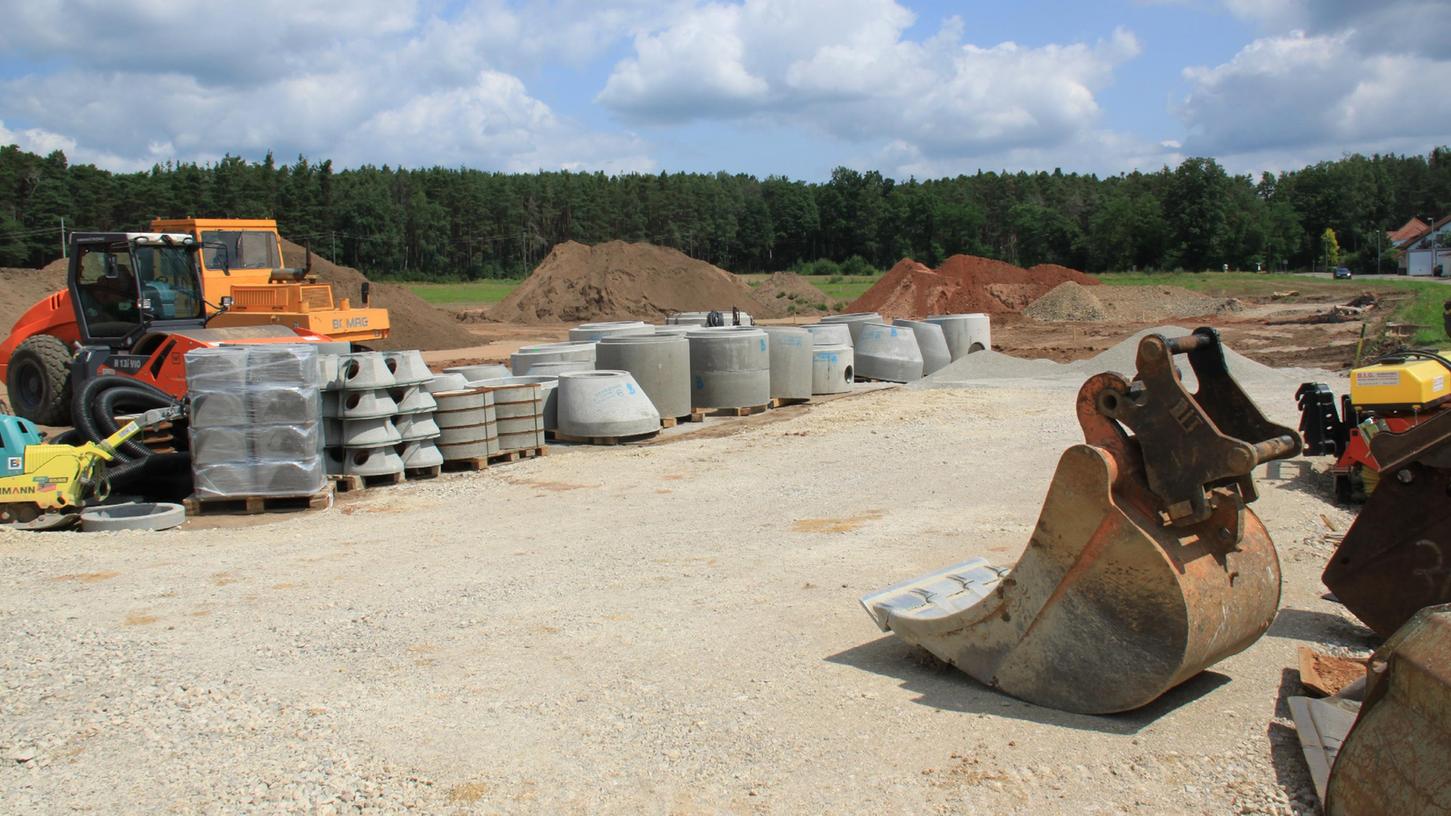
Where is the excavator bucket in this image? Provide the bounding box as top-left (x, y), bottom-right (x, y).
top-left (1323, 604), bottom-right (1451, 816)
top-left (861, 328), bottom-right (1301, 714)
top-left (1322, 409), bottom-right (1451, 638)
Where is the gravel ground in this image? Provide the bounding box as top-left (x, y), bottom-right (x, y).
top-left (1, 360), bottom-right (1371, 815)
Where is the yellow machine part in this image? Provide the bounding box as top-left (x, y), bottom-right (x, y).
top-left (1350, 358), bottom-right (1450, 408)
top-left (0, 442), bottom-right (110, 511)
top-left (148, 217), bottom-right (390, 344)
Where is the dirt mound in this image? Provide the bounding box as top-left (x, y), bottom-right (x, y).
top-left (491, 240), bottom-right (778, 323)
top-left (848, 254), bottom-right (1097, 319)
top-left (1024, 283), bottom-right (1243, 324)
top-left (1024, 282), bottom-right (1108, 321)
top-left (752, 272), bottom-right (830, 316)
top-left (280, 240), bottom-right (480, 351)
top-left (1, 265), bottom-right (68, 334)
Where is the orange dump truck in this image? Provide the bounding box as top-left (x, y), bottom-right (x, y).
top-left (149, 218), bottom-right (389, 346)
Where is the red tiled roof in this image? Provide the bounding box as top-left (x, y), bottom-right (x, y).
top-left (1387, 217), bottom-right (1429, 243)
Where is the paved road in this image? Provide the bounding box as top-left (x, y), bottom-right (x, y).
top-left (1302, 271), bottom-right (1451, 284)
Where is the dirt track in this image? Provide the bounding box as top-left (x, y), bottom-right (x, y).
top-left (1, 369), bottom-right (1363, 815)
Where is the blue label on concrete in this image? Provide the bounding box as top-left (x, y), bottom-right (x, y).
top-left (626, 383), bottom-right (636, 395)
top-left (694, 375), bottom-right (704, 389)
top-left (890, 327), bottom-right (898, 337)
top-left (759, 338), bottom-right (767, 352)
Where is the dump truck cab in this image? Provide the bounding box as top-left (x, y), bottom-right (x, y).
top-left (149, 217), bottom-right (389, 345)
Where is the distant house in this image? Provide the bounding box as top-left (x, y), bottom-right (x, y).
top-left (1387, 217), bottom-right (1431, 273)
top-left (1404, 215), bottom-right (1450, 276)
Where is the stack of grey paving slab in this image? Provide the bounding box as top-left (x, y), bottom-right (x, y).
top-left (186, 345), bottom-right (326, 499)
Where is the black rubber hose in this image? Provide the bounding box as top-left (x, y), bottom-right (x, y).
top-left (105, 451), bottom-right (192, 499)
top-left (1372, 348), bottom-right (1451, 374)
top-left (71, 375), bottom-right (180, 461)
top-left (48, 428), bottom-right (84, 446)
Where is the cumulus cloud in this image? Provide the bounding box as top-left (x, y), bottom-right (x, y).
top-left (598, 0), bottom-right (1142, 166)
top-left (0, 0), bottom-right (656, 172)
top-left (1179, 0), bottom-right (1451, 161)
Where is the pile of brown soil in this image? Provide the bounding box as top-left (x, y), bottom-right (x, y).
top-left (280, 240), bottom-right (481, 351)
top-left (491, 240), bottom-right (781, 323)
top-left (849, 255), bottom-right (1097, 319)
top-left (1023, 282), bottom-right (1108, 321)
top-left (0, 265), bottom-right (69, 334)
top-left (751, 272), bottom-right (831, 316)
top-left (1024, 283), bottom-right (1244, 323)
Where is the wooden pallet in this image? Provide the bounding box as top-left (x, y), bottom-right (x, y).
top-left (183, 487), bottom-right (333, 516)
top-left (548, 426), bottom-right (658, 444)
top-left (660, 411), bottom-right (705, 428)
top-left (694, 404), bottom-right (769, 418)
top-left (332, 471), bottom-right (405, 493)
top-left (768, 397), bottom-right (811, 409)
top-left (404, 464), bottom-right (442, 481)
top-left (441, 446), bottom-right (549, 471)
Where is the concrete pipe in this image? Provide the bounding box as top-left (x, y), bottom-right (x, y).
top-left (762, 327), bottom-right (813, 401)
top-left (438, 438), bottom-right (495, 461)
top-left (522, 360), bottom-right (593, 376)
top-left (383, 350), bottom-right (434, 385)
top-left (336, 352), bottom-right (397, 390)
top-left (190, 427), bottom-right (249, 467)
top-left (596, 334), bottom-right (692, 420)
top-left (686, 326), bottom-right (770, 409)
top-left (649, 325), bottom-right (692, 336)
top-left (398, 438), bottom-right (444, 469)
top-left (666, 311), bottom-right (753, 326)
top-left (80, 502), bottom-right (186, 532)
top-left (803, 323), bottom-right (852, 347)
top-left (254, 461), bottom-right (326, 496)
top-left (333, 416), bottom-right (402, 449)
top-left (854, 322), bottom-right (924, 383)
top-left (926, 313), bottom-right (992, 359)
top-left (510, 342), bottom-right (597, 376)
top-left (477, 375), bottom-right (560, 432)
top-left (190, 392), bottom-right (248, 427)
top-left (893, 319), bottom-right (952, 375)
top-left (819, 312), bottom-right (883, 346)
top-left (479, 380), bottom-right (544, 452)
top-left (556, 370), bottom-right (661, 438)
top-left (250, 387), bottom-right (320, 424)
top-left (342, 446), bottom-right (405, 478)
top-left (812, 344), bottom-right (854, 395)
top-left (394, 412), bottom-right (442, 441)
top-left (568, 321), bottom-right (653, 342)
top-left (425, 372), bottom-right (470, 393)
top-left (443, 363), bottom-right (510, 383)
top-left (336, 388), bottom-right (399, 420)
top-left (389, 384), bottom-right (438, 415)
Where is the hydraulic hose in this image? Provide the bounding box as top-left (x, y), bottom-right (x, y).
top-left (71, 375), bottom-right (180, 461)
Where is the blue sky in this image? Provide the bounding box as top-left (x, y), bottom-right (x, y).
top-left (1, 0), bottom-right (1447, 180)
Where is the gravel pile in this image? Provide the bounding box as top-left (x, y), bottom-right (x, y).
top-left (1022, 282), bottom-right (1108, 322)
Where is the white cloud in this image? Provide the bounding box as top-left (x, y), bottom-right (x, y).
top-left (1179, 2), bottom-right (1451, 162)
top-left (598, 1), bottom-right (1142, 164)
top-left (0, 0), bottom-right (657, 172)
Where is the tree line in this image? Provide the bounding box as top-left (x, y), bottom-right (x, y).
top-left (2, 143), bottom-right (1449, 280)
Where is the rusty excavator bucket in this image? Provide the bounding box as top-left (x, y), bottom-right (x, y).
top-left (1322, 408), bottom-right (1451, 638)
top-left (861, 328), bottom-right (1301, 714)
top-left (1320, 604), bottom-right (1451, 815)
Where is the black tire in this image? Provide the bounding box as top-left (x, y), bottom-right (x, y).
top-left (7, 334), bottom-right (73, 426)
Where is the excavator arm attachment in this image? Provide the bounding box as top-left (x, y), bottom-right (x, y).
top-left (861, 328), bottom-right (1299, 714)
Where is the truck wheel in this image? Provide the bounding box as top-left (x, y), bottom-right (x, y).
top-left (6, 334), bottom-right (73, 426)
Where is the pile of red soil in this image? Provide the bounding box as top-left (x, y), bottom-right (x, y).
top-left (849, 255), bottom-right (1098, 319)
top-left (279, 241), bottom-right (481, 351)
top-left (491, 240), bottom-right (782, 323)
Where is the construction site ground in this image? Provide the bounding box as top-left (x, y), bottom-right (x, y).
top-left (2, 346), bottom-right (1363, 815)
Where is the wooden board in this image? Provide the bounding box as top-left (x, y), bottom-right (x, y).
top-left (183, 488), bottom-right (333, 516)
top-left (693, 404), bottom-right (769, 417)
top-left (660, 411), bottom-right (705, 428)
top-left (440, 446), bottom-right (548, 471)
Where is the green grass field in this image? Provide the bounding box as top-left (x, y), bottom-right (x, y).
top-left (1098, 271), bottom-right (1449, 345)
top-left (404, 280), bottom-right (524, 308)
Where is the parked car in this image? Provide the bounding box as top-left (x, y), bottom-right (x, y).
top-left (1334, 266), bottom-right (1353, 279)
